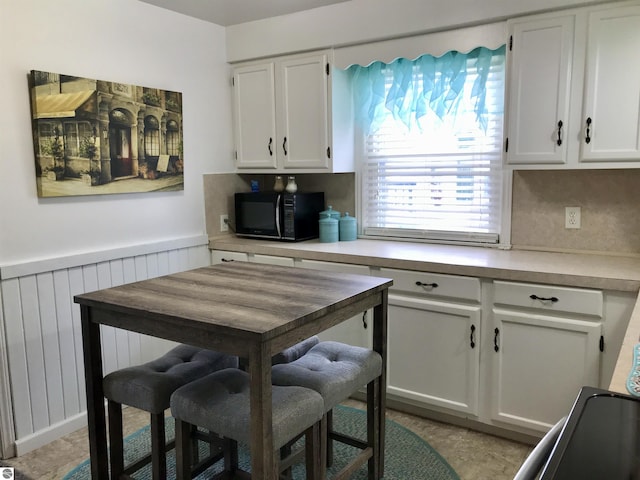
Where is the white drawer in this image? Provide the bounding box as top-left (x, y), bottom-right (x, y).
top-left (376, 267), bottom-right (481, 302)
top-left (297, 259), bottom-right (370, 275)
top-left (493, 280), bottom-right (603, 317)
top-left (211, 250), bottom-right (248, 263)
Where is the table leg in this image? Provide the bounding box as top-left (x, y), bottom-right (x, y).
top-left (248, 343), bottom-right (275, 479)
top-left (373, 291), bottom-right (388, 478)
top-left (80, 305), bottom-right (109, 479)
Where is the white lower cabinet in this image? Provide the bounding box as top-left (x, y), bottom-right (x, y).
top-left (387, 295), bottom-right (481, 415)
top-left (490, 281), bottom-right (603, 433)
top-left (209, 249), bottom-right (634, 437)
top-left (296, 259), bottom-right (372, 348)
top-left (373, 267), bottom-right (482, 416)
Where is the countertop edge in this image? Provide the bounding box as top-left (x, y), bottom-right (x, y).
top-left (209, 237), bottom-right (640, 292)
top-left (608, 294), bottom-right (640, 395)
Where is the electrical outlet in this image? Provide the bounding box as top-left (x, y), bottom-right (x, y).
top-left (220, 214), bottom-right (229, 232)
top-left (565, 207), bottom-right (581, 229)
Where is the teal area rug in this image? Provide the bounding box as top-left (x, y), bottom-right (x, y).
top-left (63, 405), bottom-right (459, 479)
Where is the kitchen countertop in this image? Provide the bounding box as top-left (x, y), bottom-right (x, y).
top-left (209, 235), bottom-right (640, 395)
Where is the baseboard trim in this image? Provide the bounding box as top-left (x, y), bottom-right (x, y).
top-left (14, 411), bottom-right (88, 457)
top-left (351, 391), bottom-right (540, 446)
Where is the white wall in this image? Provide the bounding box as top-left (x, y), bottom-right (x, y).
top-left (226, 0), bottom-right (613, 62)
top-left (0, 0), bottom-right (234, 458)
top-left (0, 0), bottom-right (235, 267)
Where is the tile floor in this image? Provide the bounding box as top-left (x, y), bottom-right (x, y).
top-left (3, 400), bottom-right (532, 480)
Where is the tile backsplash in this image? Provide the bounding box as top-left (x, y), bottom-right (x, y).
top-left (205, 169), bottom-right (640, 256)
top-left (511, 169), bottom-right (640, 255)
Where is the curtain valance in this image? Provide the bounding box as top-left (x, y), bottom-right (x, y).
top-left (333, 22), bottom-right (506, 69)
top-left (348, 45), bottom-right (505, 134)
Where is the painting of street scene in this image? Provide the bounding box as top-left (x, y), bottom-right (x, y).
top-left (29, 70), bottom-right (184, 197)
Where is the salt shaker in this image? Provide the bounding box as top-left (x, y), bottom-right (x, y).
top-left (285, 176), bottom-right (298, 193)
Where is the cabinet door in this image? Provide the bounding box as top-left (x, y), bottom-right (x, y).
top-left (296, 259), bottom-right (371, 348)
top-left (276, 54), bottom-right (330, 169)
top-left (579, 6), bottom-right (640, 162)
top-left (233, 63), bottom-right (278, 169)
top-left (506, 15), bottom-right (575, 165)
top-left (491, 309), bottom-right (601, 432)
top-left (387, 295), bottom-right (481, 416)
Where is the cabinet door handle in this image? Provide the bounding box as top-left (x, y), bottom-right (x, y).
top-left (529, 294), bottom-right (559, 303)
top-left (415, 281), bottom-right (438, 288)
top-left (268, 137), bottom-right (273, 156)
top-left (362, 311), bottom-right (368, 329)
top-left (283, 137), bottom-right (288, 156)
top-left (494, 328), bottom-right (500, 352)
top-left (585, 117), bottom-right (592, 144)
top-left (556, 120), bottom-right (563, 146)
top-left (470, 324), bottom-right (476, 349)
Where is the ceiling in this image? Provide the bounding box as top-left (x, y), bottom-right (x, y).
top-left (138, 0), bottom-right (353, 26)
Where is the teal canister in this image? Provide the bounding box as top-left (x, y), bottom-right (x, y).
top-left (319, 205), bottom-right (340, 220)
top-left (339, 212), bottom-right (357, 241)
top-left (319, 206), bottom-right (339, 243)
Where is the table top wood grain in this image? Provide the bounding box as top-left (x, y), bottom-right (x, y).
top-left (75, 260), bottom-right (392, 349)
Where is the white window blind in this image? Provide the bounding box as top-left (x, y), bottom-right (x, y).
top-left (359, 51), bottom-right (505, 244)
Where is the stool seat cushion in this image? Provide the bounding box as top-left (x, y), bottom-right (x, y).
top-left (104, 344), bottom-right (238, 413)
top-left (170, 368), bottom-right (324, 450)
top-left (272, 336), bottom-right (319, 365)
top-left (271, 341), bottom-right (382, 411)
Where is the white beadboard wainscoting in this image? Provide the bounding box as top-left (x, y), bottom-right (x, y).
top-left (0, 235), bottom-right (211, 457)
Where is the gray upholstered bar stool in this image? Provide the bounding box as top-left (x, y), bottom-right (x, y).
top-left (103, 344), bottom-right (238, 480)
top-left (271, 340), bottom-right (383, 478)
top-left (170, 368), bottom-right (324, 480)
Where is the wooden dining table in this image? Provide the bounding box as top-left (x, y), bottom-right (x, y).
top-left (74, 261), bottom-right (392, 479)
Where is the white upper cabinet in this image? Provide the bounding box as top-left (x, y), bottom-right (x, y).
top-left (506, 2), bottom-right (640, 168)
top-left (276, 54), bottom-right (330, 169)
top-left (232, 62), bottom-right (278, 169)
top-left (579, 5), bottom-right (640, 163)
top-left (232, 50), bottom-right (354, 173)
top-left (506, 15), bottom-right (575, 165)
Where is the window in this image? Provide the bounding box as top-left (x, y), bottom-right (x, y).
top-left (63, 121), bottom-right (92, 157)
top-left (144, 115), bottom-right (160, 157)
top-left (37, 122), bottom-right (55, 155)
top-left (166, 119), bottom-right (180, 156)
top-left (352, 46), bottom-right (506, 244)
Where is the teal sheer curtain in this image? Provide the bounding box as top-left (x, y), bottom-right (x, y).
top-left (349, 46), bottom-right (506, 134)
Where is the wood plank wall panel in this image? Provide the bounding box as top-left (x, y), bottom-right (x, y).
top-left (0, 240), bottom-right (210, 452)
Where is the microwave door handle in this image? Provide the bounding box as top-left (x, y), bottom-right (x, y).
top-left (275, 194), bottom-right (282, 238)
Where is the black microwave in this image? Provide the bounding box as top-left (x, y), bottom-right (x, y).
top-left (234, 192), bottom-right (324, 241)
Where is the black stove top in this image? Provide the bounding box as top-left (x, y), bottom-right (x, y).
top-left (541, 386), bottom-right (640, 479)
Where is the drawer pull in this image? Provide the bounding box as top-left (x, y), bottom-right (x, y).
top-left (470, 324), bottom-right (476, 349)
top-left (416, 281), bottom-right (439, 288)
top-left (221, 258), bottom-right (234, 262)
top-left (529, 294), bottom-right (559, 303)
top-left (494, 328), bottom-right (500, 352)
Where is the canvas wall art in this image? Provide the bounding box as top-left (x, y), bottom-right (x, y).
top-left (29, 70), bottom-right (184, 197)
